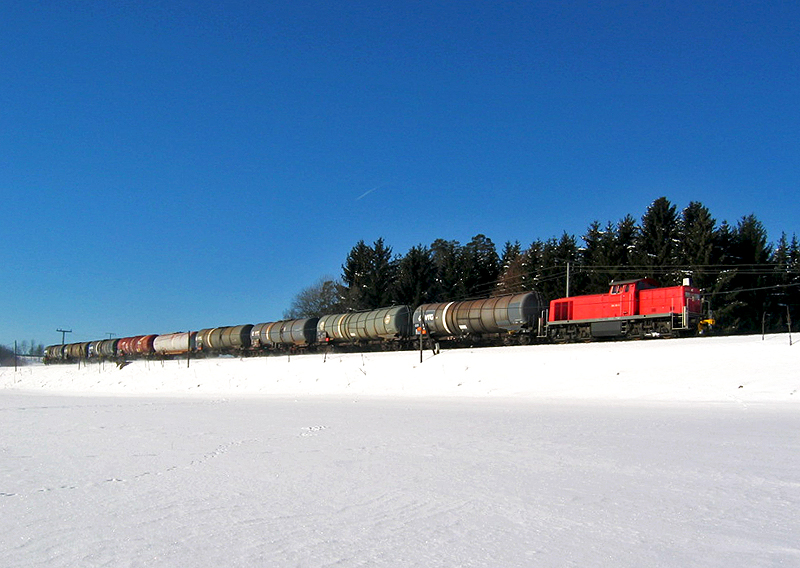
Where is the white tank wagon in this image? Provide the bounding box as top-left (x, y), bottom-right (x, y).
top-left (153, 332), bottom-right (196, 356)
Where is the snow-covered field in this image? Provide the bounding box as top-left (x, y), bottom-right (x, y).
top-left (1, 335), bottom-right (798, 567)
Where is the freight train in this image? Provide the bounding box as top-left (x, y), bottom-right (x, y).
top-left (44, 278), bottom-right (706, 363)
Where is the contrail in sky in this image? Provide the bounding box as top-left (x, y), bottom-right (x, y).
top-left (356, 184), bottom-right (386, 201)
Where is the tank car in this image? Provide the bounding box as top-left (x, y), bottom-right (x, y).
top-left (65, 342), bottom-right (91, 360)
top-left (116, 336), bottom-right (140, 358)
top-left (134, 335), bottom-right (158, 356)
top-left (153, 332), bottom-right (196, 356)
top-left (96, 338), bottom-right (119, 359)
top-left (251, 318), bottom-right (319, 350)
top-left (44, 344), bottom-right (65, 363)
top-left (413, 292), bottom-right (543, 342)
top-left (196, 325), bottom-right (252, 354)
top-left (317, 306), bottom-right (413, 345)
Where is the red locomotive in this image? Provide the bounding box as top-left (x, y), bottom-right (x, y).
top-left (547, 278), bottom-right (704, 341)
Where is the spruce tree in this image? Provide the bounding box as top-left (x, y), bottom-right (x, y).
top-left (341, 238), bottom-right (398, 310)
top-left (396, 245), bottom-right (436, 307)
top-left (678, 201), bottom-right (716, 289)
top-left (431, 239), bottom-right (465, 300)
top-left (461, 234), bottom-right (500, 297)
top-left (497, 241), bottom-right (527, 294)
top-left (636, 197), bottom-right (679, 282)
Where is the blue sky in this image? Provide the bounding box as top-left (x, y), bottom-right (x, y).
top-left (2, 1), bottom-right (799, 348)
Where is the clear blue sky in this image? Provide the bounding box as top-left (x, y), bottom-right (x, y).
top-left (2, 1), bottom-right (799, 348)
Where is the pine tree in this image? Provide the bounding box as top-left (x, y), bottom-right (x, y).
top-left (678, 201), bottom-right (716, 289)
top-left (431, 239), bottom-right (465, 300)
top-left (497, 241), bottom-right (527, 294)
top-left (396, 245), bottom-right (436, 307)
top-left (342, 240), bottom-right (373, 310)
top-left (341, 238), bottom-right (399, 310)
top-left (580, 220), bottom-right (615, 291)
top-left (716, 215), bottom-right (771, 331)
top-left (537, 233), bottom-right (578, 302)
top-left (636, 196), bottom-right (679, 281)
top-left (369, 238), bottom-right (398, 308)
top-left (461, 234), bottom-right (500, 297)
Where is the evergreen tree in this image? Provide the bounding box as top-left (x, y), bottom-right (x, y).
top-left (396, 245), bottom-right (436, 307)
top-left (369, 238), bottom-right (398, 307)
top-left (430, 239), bottom-right (465, 300)
top-left (341, 238), bottom-right (399, 310)
top-left (537, 233), bottom-right (579, 302)
top-left (497, 240), bottom-right (528, 294)
top-left (678, 201), bottom-right (716, 289)
top-left (580, 220), bottom-right (616, 291)
top-left (636, 196), bottom-right (679, 281)
top-left (769, 233), bottom-right (799, 330)
top-left (461, 234), bottom-right (500, 297)
top-left (500, 240), bottom-right (522, 270)
top-left (614, 214), bottom-right (638, 273)
top-left (520, 240), bottom-right (545, 295)
top-left (341, 240), bottom-right (373, 309)
top-left (715, 215), bottom-right (771, 331)
top-left (0, 344), bottom-right (15, 366)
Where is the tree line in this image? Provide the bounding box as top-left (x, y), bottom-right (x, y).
top-left (0, 341), bottom-right (45, 366)
top-left (286, 197), bottom-right (799, 334)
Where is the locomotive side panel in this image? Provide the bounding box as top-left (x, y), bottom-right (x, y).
top-left (639, 285), bottom-right (703, 316)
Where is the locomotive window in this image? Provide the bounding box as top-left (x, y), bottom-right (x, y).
top-left (611, 285), bottom-right (620, 294)
top-left (624, 284), bottom-right (630, 292)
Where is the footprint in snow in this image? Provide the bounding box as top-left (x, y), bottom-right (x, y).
top-left (300, 426), bottom-right (328, 437)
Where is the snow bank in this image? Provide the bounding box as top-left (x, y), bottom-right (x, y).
top-left (3, 334), bottom-right (797, 403)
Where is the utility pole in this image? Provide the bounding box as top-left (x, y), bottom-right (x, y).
top-left (779, 304), bottom-right (793, 346)
top-left (566, 261), bottom-right (571, 298)
top-left (57, 328), bottom-right (72, 348)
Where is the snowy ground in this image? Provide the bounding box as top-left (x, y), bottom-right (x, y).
top-left (1, 335), bottom-right (798, 567)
